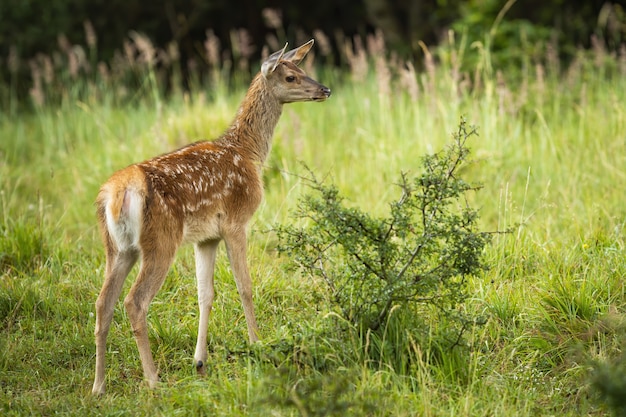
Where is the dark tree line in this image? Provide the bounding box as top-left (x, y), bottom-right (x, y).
top-left (2, 1), bottom-right (621, 60)
top-left (0, 0), bottom-right (623, 99)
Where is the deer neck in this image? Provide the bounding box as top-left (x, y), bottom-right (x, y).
top-left (223, 74), bottom-right (283, 164)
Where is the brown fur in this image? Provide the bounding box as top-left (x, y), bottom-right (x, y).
top-left (92, 40), bottom-right (330, 395)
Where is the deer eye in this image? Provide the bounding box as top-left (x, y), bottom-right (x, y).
top-left (285, 76), bottom-right (296, 83)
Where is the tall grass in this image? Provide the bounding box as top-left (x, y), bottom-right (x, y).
top-left (1, 25), bottom-right (625, 415)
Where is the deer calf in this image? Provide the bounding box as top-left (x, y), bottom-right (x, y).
top-left (92, 40), bottom-right (330, 395)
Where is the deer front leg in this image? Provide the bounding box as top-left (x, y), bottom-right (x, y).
top-left (93, 248), bottom-right (139, 396)
top-left (193, 240), bottom-right (219, 375)
top-left (123, 249), bottom-right (175, 389)
top-left (224, 230), bottom-right (260, 343)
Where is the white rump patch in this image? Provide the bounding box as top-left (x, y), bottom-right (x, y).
top-left (105, 189), bottom-right (143, 251)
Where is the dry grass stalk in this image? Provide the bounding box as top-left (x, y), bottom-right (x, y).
top-left (204, 30), bottom-right (221, 67)
top-left (84, 20), bottom-right (97, 50)
top-left (97, 62), bottom-right (110, 82)
top-left (235, 28), bottom-right (255, 71)
top-left (129, 31), bottom-right (156, 67)
top-left (28, 59), bottom-right (44, 106)
top-left (313, 30), bottom-right (332, 57)
top-left (57, 34), bottom-right (71, 54)
top-left (418, 40), bottom-right (436, 96)
top-left (262, 8), bottom-right (283, 30)
top-left (399, 61), bottom-right (419, 103)
top-left (344, 35), bottom-right (368, 83)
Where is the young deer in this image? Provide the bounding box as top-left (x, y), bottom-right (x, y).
top-left (92, 40), bottom-right (330, 395)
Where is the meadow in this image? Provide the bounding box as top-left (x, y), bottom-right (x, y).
top-left (1, 30), bottom-right (626, 416)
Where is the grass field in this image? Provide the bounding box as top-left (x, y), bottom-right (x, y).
top-left (1, 33), bottom-right (626, 416)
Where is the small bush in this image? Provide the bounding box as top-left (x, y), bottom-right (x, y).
top-left (593, 350), bottom-right (626, 416)
top-left (275, 117), bottom-right (491, 351)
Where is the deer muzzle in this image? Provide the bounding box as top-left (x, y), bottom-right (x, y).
top-left (313, 84), bottom-right (331, 101)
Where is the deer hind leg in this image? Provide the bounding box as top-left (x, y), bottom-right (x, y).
top-left (92, 246), bottom-right (139, 395)
top-left (123, 245), bottom-right (176, 389)
top-left (193, 239), bottom-right (220, 375)
top-left (224, 229), bottom-right (260, 343)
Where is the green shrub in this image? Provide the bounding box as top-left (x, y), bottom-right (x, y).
top-left (275, 118), bottom-right (491, 352)
top-left (593, 350), bottom-right (626, 416)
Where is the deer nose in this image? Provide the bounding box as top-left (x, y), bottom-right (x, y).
top-left (321, 86), bottom-right (331, 98)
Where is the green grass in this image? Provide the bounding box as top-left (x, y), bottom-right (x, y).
top-left (1, 38), bottom-right (626, 415)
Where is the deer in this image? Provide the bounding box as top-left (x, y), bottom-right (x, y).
top-left (91, 39), bottom-right (330, 395)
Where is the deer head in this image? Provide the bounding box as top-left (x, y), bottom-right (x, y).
top-left (260, 40), bottom-right (331, 104)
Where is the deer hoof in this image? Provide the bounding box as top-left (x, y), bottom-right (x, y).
top-left (196, 361), bottom-right (206, 376)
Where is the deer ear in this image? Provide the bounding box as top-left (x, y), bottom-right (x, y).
top-left (261, 43), bottom-right (288, 78)
top-left (282, 39), bottom-right (314, 65)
